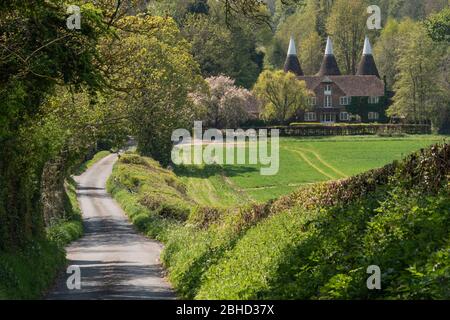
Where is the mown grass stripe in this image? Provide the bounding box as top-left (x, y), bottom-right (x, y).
top-left (291, 149), bottom-right (336, 180)
top-left (294, 147), bottom-right (348, 178)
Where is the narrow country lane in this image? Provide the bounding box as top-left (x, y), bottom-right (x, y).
top-left (47, 154), bottom-right (175, 300)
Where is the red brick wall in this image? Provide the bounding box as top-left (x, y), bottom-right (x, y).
top-left (297, 82), bottom-right (350, 122)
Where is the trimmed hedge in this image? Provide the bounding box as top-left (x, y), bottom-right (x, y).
top-left (264, 124), bottom-right (431, 136)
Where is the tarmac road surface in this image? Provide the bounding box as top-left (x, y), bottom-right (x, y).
top-left (47, 154), bottom-right (175, 300)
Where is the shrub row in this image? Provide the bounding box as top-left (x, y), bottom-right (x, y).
top-left (167, 143), bottom-right (449, 299)
top-left (257, 124), bottom-right (432, 137)
top-left (195, 187), bottom-right (450, 299)
top-left (273, 144), bottom-right (449, 212)
top-left (107, 154), bottom-right (194, 242)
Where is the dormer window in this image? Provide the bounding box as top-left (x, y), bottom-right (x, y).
top-left (324, 85), bottom-right (332, 95)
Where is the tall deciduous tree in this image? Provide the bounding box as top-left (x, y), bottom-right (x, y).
top-left (0, 1), bottom-right (110, 249)
top-left (326, 0), bottom-right (368, 75)
top-left (389, 22), bottom-right (448, 129)
top-left (36, 87), bottom-right (128, 225)
top-left (424, 7), bottom-right (450, 42)
top-left (265, 0), bottom-right (317, 69)
top-left (373, 18), bottom-right (401, 90)
top-left (253, 70), bottom-right (310, 124)
top-left (300, 31), bottom-right (323, 75)
top-left (151, 0), bottom-right (267, 88)
top-left (100, 15), bottom-right (205, 165)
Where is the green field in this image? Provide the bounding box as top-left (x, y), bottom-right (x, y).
top-left (175, 135), bottom-right (447, 204)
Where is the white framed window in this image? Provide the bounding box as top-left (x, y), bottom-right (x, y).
top-left (340, 112), bottom-right (349, 121)
top-left (340, 96), bottom-right (351, 105)
top-left (304, 112), bottom-right (317, 121)
top-left (308, 96), bottom-right (317, 106)
top-left (324, 95), bottom-right (332, 108)
top-left (324, 85), bottom-right (332, 95)
top-left (368, 112), bottom-right (379, 120)
top-left (368, 96), bottom-right (380, 104)
top-left (320, 112), bottom-right (336, 123)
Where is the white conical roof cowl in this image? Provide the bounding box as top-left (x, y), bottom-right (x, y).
top-left (284, 36), bottom-right (304, 76)
top-left (363, 36), bottom-right (372, 55)
top-left (287, 36), bottom-right (297, 56)
top-left (325, 36), bottom-right (334, 55)
top-left (318, 36), bottom-right (341, 76)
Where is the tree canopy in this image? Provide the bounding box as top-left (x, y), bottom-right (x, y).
top-left (253, 70), bottom-right (310, 124)
top-left (191, 76), bottom-right (258, 128)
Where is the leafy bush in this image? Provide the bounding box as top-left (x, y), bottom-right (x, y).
top-left (194, 186), bottom-right (449, 299)
top-left (161, 201), bottom-right (275, 298)
top-left (190, 145), bottom-right (450, 299)
top-left (188, 206), bottom-right (226, 229)
top-left (118, 153), bottom-right (150, 167)
top-left (46, 178), bottom-right (83, 247)
top-left (107, 153), bottom-right (194, 242)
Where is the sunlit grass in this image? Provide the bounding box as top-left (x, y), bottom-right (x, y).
top-left (175, 135), bottom-right (447, 203)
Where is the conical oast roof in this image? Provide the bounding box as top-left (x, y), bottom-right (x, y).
top-left (284, 37), bottom-right (304, 76)
top-left (356, 37), bottom-right (380, 77)
top-left (317, 37), bottom-right (341, 76)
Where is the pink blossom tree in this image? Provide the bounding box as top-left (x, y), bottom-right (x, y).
top-left (191, 75), bottom-right (260, 128)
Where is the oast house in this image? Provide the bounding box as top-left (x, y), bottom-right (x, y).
top-left (284, 36), bottom-right (388, 123)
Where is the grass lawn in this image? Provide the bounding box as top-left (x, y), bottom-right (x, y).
top-left (175, 135), bottom-right (447, 203)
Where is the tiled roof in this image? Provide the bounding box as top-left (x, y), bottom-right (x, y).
top-left (317, 54), bottom-right (341, 76)
top-left (298, 75), bottom-right (385, 97)
top-left (297, 76), bottom-right (323, 90)
top-left (356, 54), bottom-right (380, 77)
top-left (284, 55), bottom-right (304, 76)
